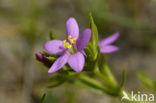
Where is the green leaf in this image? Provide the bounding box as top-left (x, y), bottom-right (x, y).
top-left (45, 56), bottom-right (56, 61)
top-left (120, 69), bottom-right (127, 88)
top-left (48, 81), bottom-right (65, 88)
top-left (42, 92), bottom-right (59, 103)
top-left (48, 75), bottom-right (67, 88)
top-left (49, 31), bottom-right (56, 40)
top-left (89, 13), bottom-right (98, 45)
top-left (84, 13), bottom-right (99, 61)
top-left (66, 71), bottom-right (78, 76)
top-left (97, 55), bottom-right (118, 88)
top-left (48, 75), bottom-right (62, 82)
top-left (137, 71), bottom-right (155, 90)
top-left (41, 93), bottom-right (46, 103)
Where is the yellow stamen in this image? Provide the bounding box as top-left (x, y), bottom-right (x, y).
top-left (63, 40), bottom-right (66, 43)
top-left (63, 40), bottom-right (72, 48)
top-left (68, 35), bottom-right (72, 40)
top-left (68, 35), bottom-right (76, 44)
top-left (63, 35), bottom-right (77, 48)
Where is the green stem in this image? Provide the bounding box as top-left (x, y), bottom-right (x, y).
top-left (94, 55), bottom-right (118, 89)
top-left (78, 74), bottom-right (110, 94)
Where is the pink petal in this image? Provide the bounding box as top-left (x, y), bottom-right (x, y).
top-left (43, 40), bottom-right (66, 55)
top-left (68, 52), bottom-right (85, 72)
top-left (99, 32), bottom-right (120, 47)
top-left (100, 45), bottom-right (119, 53)
top-left (81, 49), bottom-right (87, 56)
top-left (66, 17), bottom-right (79, 39)
top-left (76, 28), bottom-right (91, 51)
top-left (48, 53), bottom-right (69, 73)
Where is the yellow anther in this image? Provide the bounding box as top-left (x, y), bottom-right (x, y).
top-left (63, 40), bottom-right (66, 43)
top-left (63, 35), bottom-right (77, 48)
top-left (67, 44), bottom-right (72, 48)
top-left (68, 35), bottom-right (72, 39)
top-left (73, 38), bottom-right (76, 41)
top-left (63, 40), bottom-right (72, 49)
top-left (68, 35), bottom-right (76, 44)
top-left (70, 39), bottom-right (75, 44)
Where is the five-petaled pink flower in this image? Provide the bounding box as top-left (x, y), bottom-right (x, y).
top-left (44, 17), bottom-right (91, 73)
top-left (99, 32), bottom-right (120, 53)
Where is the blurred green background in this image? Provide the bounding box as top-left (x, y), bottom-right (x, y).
top-left (0, 0), bottom-right (156, 103)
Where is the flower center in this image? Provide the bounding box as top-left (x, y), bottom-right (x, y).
top-left (63, 35), bottom-right (77, 54)
top-left (68, 35), bottom-right (76, 44)
top-left (63, 35), bottom-right (76, 49)
top-left (63, 40), bottom-right (72, 48)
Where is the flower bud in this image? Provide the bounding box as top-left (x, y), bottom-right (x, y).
top-left (35, 52), bottom-right (52, 68)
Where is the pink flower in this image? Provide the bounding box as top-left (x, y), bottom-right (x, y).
top-left (43, 17), bottom-right (91, 73)
top-left (99, 32), bottom-right (120, 53)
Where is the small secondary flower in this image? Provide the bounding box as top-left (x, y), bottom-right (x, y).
top-left (44, 17), bottom-right (91, 73)
top-left (99, 32), bottom-right (120, 53)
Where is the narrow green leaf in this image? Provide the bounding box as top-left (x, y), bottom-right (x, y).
top-left (45, 56), bottom-right (56, 61)
top-left (67, 71), bottom-right (78, 76)
top-left (89, 13), bottom-right (98, 45)
top-left (49, 31), bottom-right (56, 40)
top-left (84, 13), bottom-right (99, 61)
top-left (120, 69), bottom-right (127, 88)
top-left (48, 81), bottom-right (65, 88)
top-left (41, 93), bottom-right (46, 103)
top-left (137, 71), bottom-right (155, 90)
top-left (48, 75), bottom-right (62, 82)
top-left (42, 92), bottom-right (59, 103)
top-left (84, 45), bottom-right (95, 60)
top-left (98, 55), bottom-right (118, 88)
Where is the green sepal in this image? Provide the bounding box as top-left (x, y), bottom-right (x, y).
top-left (44, 56), bottom-right (56, 62)
top-left (49, 31), bottom-right (56, 40)
top-left (43, 51), bottom-right (59, 58)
